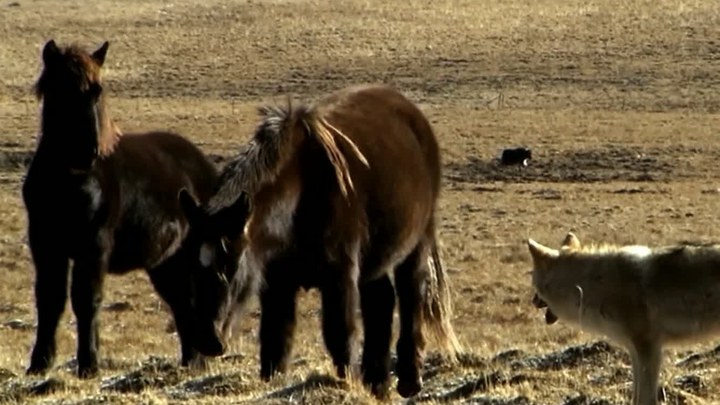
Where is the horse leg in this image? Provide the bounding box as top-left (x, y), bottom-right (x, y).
top-left (259, 261), bottom-right (299, 379)
top-left (394, 243), bottom-right (428, 398)
top-left (221, 269), bottom-right (259, 349)
top-left (320, 250), bottom-right (360, 379)
top-left (27, 223), bottom-right (70, 375)
top-left (70, 235), bottom-right (110, 378)
top-left (147, 263), bottom-right (203, 368)
top-left (359, 274), bottom-right (395, 398)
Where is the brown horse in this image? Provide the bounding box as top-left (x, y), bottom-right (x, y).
top-left (178, 84), bottom-right (460, 398)
top-left (24, 39), bottom-right (227, 378)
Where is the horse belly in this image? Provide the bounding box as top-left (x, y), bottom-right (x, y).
top-left (359, 197), bottom-right (432, 283)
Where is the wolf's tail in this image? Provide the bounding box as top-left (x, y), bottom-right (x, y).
top-left (424, 234), bottom-right (462, 356)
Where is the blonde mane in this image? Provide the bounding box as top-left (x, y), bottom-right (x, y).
top-left (206, 101), bottom-right (368, 214)
top-left (97, 113), bottom-right (122, 157)
top-left (305, 115), bottom-right (369, 197)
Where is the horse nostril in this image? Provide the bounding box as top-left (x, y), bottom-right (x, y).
top-left (193, 323), bottom-right (227, 357)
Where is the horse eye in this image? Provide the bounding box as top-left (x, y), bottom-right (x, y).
top-left (88, 83), bottom-right (103, 98)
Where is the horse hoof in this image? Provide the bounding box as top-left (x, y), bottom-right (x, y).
top-left (368, 380), bottom-right (391, 400)
top-left (397, 378), bottom-right (422, 398)
top-left (182, 354), bottom-right (208, 370)
top-left (26, 365), bottom-right (49, 376)
top-left (190, 356), bottom-right (209, 370)
top-left (28, 352), bottom-right (53, 376)
top-left (260, 369), bottom-right (279, 382)
top-left (260, 358), bottom-right (292, 381)
top-left (196, 339), bottom-right (226, 357)
top-left (77, 366), bottom-right (99, 379)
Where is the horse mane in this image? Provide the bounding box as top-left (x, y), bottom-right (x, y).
top-left (34, 42), bottom-right (122, 158)
top-left (206, 99), bottom-right (368, 214)
top-left (98, 122), bottom-right (122, 157)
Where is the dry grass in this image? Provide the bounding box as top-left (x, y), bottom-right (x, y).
top-left (1, 0), bottom-right (720, 403)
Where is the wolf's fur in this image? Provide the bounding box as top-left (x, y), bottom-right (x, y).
top-left (528, 232), bottom-right (720, 405)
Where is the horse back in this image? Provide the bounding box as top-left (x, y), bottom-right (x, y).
top-left (316, 85), bottom-right (439, 196)
top-left (105, 131), bottom-right (217, 201)
top-left (99, 131), bottom-right (218, 271)
top-left (296, 85), bottom-right (440, 276)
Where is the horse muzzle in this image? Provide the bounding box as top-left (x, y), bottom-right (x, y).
top-left (193, 325), bottom-right (227, 357)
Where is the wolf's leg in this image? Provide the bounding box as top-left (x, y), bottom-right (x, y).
top-left (632, 341), bottom-right (662, 405)
top-left (630, 349), bottom-right (641, 405)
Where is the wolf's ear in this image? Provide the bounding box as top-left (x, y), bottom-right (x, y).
top-left (528, 239), bottom-right (559, 262)
top-left (561, 232), bottom-right (581, 250)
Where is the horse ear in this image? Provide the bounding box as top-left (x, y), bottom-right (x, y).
top-left (178, 188), bottom-right (204, 225)
top-left (42, 39), bottom-right (60, 66)
top-left (92, 41), bottom-right (110, 67)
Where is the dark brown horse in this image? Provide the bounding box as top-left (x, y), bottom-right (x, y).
top-left (24, 39), bottom-right (227, 378)
top-left (178, 84), bottom-right (460, 398)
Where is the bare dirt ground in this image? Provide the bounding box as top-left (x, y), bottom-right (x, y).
top-left (1, 0), bottom-right (719, 403)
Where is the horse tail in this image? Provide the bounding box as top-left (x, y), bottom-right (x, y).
top-left (423, 232), bottom-right (462, 357)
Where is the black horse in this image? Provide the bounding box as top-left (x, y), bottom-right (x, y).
top-left (24, 39), bottom-right (226, 378)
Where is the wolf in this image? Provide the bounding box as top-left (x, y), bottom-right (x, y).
top-left (527, 232), bottom-right (720, 405)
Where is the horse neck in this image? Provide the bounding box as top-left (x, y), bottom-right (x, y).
top-left (245, 161), bottom-right (303, 265)
top-left (35, 98), bottom-right (121, 171)
top-left (207, 130), bottom-right (301, 214)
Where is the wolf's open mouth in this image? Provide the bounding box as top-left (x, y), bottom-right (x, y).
top-left (532, 293), bottom-right (547, 308)
top-left (544, 308), bottom-right (558, 324)
top-left (532, 293), bottom-right (558, 324)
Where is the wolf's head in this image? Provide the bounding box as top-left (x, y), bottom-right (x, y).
top-left (526, 232), bottom-right (581, 324)
top-left (527, 232), bottom-right (581, 275)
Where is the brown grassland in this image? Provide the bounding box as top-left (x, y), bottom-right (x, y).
top-left (1, 0), bottom-right (720, 403)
